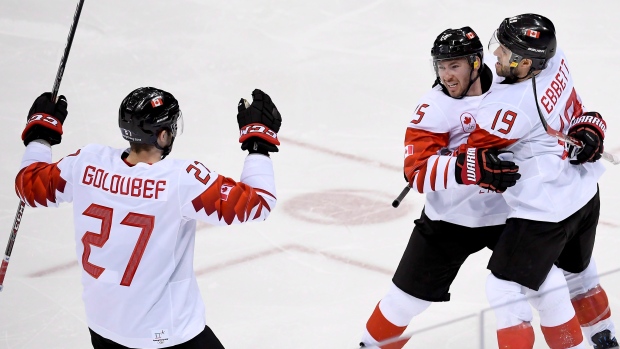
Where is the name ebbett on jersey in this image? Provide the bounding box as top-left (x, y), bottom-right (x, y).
top-left (81, 164), bottom-right (168, 200)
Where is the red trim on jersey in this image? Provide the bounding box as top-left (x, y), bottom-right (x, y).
top-left (467, 126), bottom-right (518, 149)
top-left (15, 162), bottom-right (67, 207)
top-left (403, 128), bottom-right (449, 188)
top-left (67, 149), bottom-right (81, 157)
top-left (429, 158), bottom-right (440, 191)
top-left (443, 158), bottom-right (451, 189)
top-left (122, 158), bottom-right (153, 167)
top-left (415, 165), bottom-right (427, 193)
top-left (254, 188), bottom-right (276, 200)
top-left (191, 174), bottom-right (274, 224)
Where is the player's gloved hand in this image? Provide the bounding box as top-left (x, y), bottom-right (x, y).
top-left (22, 92), bottom-right (68, 146)
top-left (237, 89), bottom-right (282, 155)
top-left (566, 111), bottom-right (606, 165)
top-left (455, 147), bottom-right (521, 193)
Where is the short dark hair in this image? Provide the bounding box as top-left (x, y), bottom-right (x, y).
top-left (128, 128), bottom-right (171, 154)
top-left (129, 142), bottom-right (155, 153)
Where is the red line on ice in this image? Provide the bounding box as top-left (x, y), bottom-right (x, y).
top-left (279, 136), bottom-right (400, 172)
top-left (28, 244), bottom-right (393, 278)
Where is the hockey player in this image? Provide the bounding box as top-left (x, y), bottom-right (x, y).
top-left (464, 14), bottom-right (617, 349)
top-left (359, 27), bottom-right (521, 348)
top-left (15, 87), bottom-right (282, 349)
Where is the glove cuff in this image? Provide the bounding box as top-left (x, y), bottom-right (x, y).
top-left (21, 113), bottom-right (63, 140)
top-left (239, 123), bottom-right (280, 145)
top-left (569, 112), bottom-right (606, 139)
top-left (455, 147), bottom-right (481, 185)
top-left (21, 113), bottom-right (64, 146)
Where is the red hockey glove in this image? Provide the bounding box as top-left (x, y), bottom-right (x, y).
top-left (567, 111), bottom-right (606, 165)
top-left (237, 89), bottom-right (282, 155)
top-left (22, 92), bottom-right (68, 146)
top-left (455, 147), bottom-right (521, 193)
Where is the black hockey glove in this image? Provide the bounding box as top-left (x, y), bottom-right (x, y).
top-left (455, 147), bottom-right (521, 193)
top-left (566, 111), bottom-right (606, 165)
top-left (22, 92), bottom-right (68, 146)
top-left (237, 89), bottom-right (282, 155)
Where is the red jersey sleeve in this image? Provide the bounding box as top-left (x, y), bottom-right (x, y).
top-left (180, 155), bottom-right (276, 225)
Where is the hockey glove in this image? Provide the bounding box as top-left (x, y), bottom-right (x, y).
top-left (566, 111), bottom-right (606, 165)
top-left (237, 89), bottom-right (282, 155)
top-left (455, 147), bottom-right (521, 193)
top-left (22, 92), bottom-right (68, 146)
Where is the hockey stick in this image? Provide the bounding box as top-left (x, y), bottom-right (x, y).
top-left (52, 0), bottom-right (85, 101)
top-left (531, 73), bottom-right (620, 165)
top-left (392, 185), bottom-right (411, 208)
top-left (0, 0), bottom-right (85, 292)
top-left (0, 202), bottom-right (25, 292)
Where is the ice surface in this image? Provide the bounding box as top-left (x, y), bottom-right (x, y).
top-left (1, 1), bottom-right (619, 348)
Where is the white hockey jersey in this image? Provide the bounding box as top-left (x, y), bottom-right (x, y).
top-left (15, 142), bottom-right (276, 348)
top-left (404, 65), bottom-right (510, 227)
top-left (466, 48), bottom-right (605, 222)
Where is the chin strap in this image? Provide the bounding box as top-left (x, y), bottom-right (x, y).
top-left (154, 136), bottom-right (175, 160)
top-left (460, 63), bottom-right (481, 98)
top-left (503, 60), bottom-right (534, 83)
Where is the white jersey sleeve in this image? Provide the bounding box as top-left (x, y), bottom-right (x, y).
top-left (15, 141), bottom-right (78, 207)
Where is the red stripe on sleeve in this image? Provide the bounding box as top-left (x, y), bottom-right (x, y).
top-left (429, 157), bottom-right (440, 191)
top-left (443, 158), bottom-right (451, 189)
top-left (415, 165), bottom-right (427, 193)
top-left (404, 129), bottom-right (449, 181)
top-left (191, 175), bottom-right (273, 225)
top-left (15, 162), bottom-right (67, 207)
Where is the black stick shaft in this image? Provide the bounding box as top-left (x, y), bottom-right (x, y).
top-left (51, 0), bottom-right (85, 101)
top-left (392, 185), bottom-right (411, 208)
top-left (0, 201), bottom-right (26, 291)
top-left (1, 0), bottom-right (86, 292)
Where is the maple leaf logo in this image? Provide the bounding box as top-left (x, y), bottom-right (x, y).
top-left (460, 112), bottom-right (476, 133)
top-left (150, 97), bottom-right (163, 108)
top-left (220, 184), bottom-right (233, 201)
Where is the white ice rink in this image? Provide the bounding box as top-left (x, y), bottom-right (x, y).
top-left (1, 1), bottom-right (619, 348)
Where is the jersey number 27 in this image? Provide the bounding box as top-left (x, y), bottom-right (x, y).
top-left (81, 203), bottom-right (155, 287)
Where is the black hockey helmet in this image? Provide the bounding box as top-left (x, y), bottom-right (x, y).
top-left (493, 13), bottom-right (556, 70)
top-left (431, 27), bottom-right (484, 98)
top-left (118, 87), bottom-right (183, 157)
top-left (431, 26), bottom-right (483, 66)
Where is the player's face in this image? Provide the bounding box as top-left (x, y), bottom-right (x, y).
top-left (489, 30), bottom-right (514, 78)
top-left (436, 57), bottom-right (472, 97)
top-left (492, 44), bottom-right (514, 78)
